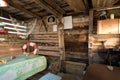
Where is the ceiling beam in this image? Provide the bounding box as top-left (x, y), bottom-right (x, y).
top-left (83, 0), bottom-right (89, 10)
top-left (92, 0), bottom-right (119, 8)
top-left (44, 0), bottom-right (65, 14)
top-left (34, 0), bottom-right (62, 17)
top-left (64, 0), bottom-right (86, 12)
top-left (6, 0), bottom-right (40, 18)
top-left (0, 9), bottom-right (28, 20)
top-left (106, 0), bottom-right (119, 7)
top-left (93, 5), bottom-right (120, 11)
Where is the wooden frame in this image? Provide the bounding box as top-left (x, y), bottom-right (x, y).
top-left (46, 15), bottom-right (57, 25)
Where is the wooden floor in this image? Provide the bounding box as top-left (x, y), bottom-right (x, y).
top-left (26, 70), bottom-right (47, 80)
top-left (26, 70), bottom-right (81, 80)
top-left (26, 61), bottom-right (85, 80)
top-left (58, 73), bottom-right (81, 80)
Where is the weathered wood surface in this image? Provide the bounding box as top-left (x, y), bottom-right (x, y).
top-left (58, 29), bottom-right (65, 60)
top-left (92, 34), bottom-right (120, 48)
top-left (73, 22), bottom-right (89, 27)
top-left (65, 34), bottom-right (88, 42)
top-left (65, 44), bottom-right (88, 52)
top-left (34, 0), bottom-right (62, 17)
top-left (38, 51), bottom-right (60, 56)
top-left (38, 46), bottom-right (60, 51)
top-left (29, 30), bottom-right (63, 57)
top-left (58, 73), bottom-right (81, 80)
top-left (44, 0), bottom-right (65, 14)
top-left (88, 10), bottom-right (93, 64)
top-left (31, 35), bottom-right (58, 38)
top-left (64, 22), bottom-right (88, 63)
top-left (66, 52), bottom-right (88, 59)
top-left (30, 37), bottom-right (58, 40)
top-left (0, 34), bottom-right (27, 46)
top-left (30, 40), bottom-right (59, 43)
top-left (97, 19), bottom-right (120, 34)
top-left (92, 0), bottom-right (118, 8)
top-left (65, 29), bottom-right (88, 35)
top-left (89, 33), bottom-right (120, 63)
top-left (64, 0), bottom-right (86, 12)
top-left (0, 45), bottom-right (22, 58)
top-left (30, 34), bottom-right (58, 40)
top-left (64, 61), bottom-right (86, 78)
top-left (6, 0), bottom-right (40, 18)
top-left (31, 32), bottom-right (58, 35)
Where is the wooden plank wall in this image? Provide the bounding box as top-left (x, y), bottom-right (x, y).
top-left (27, 19), bottom-right (46, 33)
top-left (27, 17), bottom-right (66, 57)
top-left (91, 19), bottom-right (120, 63)
top-left (65, 29), bottom-right (88, 63)
top-left (29, 32), bottom-right (60, 56)
top-left (0, 34), bottom-right (27, 57)
top-left (29, 28), bottom-right (65, 73)
top-left (27, 17), bottom-right (66, 72)
top-left (91, 34), bottom-right (120, 63)
top-left (65, 15), bottom-right (89, 63)
top-left (97, 19), bottom-right (120, 34)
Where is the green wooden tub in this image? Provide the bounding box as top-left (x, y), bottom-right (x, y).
top-left (0, 54), bottom-right (47, 80)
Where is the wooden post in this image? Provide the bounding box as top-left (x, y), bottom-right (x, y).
top-left (89, 10), bottom-right (93, 34)
top-left (58, 29), bottom-right (65, 60)
top-left (58, 21), bottom-right (65, 72)
top-left (88, 10), bottom-right (93, 64)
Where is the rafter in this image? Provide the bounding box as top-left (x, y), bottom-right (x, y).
top-left (64, 0), bottom-right (86, 12)
top-left (92, 0), bottom-right (119, 8)
top-left (34, 0), bottom-right (62, 17)
top-left (44, 0), bottom-right (65, 14)
top-left (94, 5), bottom-right (120, 11)
top-left (83, 0), bottom-right (89, 10)
top-left (0, 9), bottom-right (27, 20)
top-left (6, 0), bottom-right (40, 18)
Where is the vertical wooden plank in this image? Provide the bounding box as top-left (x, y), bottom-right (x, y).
top-left (58, 21), bottom-right (65, 72)
top-left (89, 10), bottom-right (93, 34)
top-left (88, 10), bottom-right (93, 64)
top-left (58, 28), bottom-right (65, 60)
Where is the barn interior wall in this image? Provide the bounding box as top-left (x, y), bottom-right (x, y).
top-left (0, 12), bottom-right (120, 64)
top-left (91, 18), bottom-right (120, 64)
top-left (64, 15), bottom-right (89, 63)
top-left (0, 12), bottom-right (28, 57)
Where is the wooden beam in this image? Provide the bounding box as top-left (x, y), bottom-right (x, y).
top-left (93, 5), bottom-right (120, 11)
top-left (88, 10), bottom-right (93, 64)
top-left (83, 0), bottom-right (89, 10)
top-left (44, 0), bottom-right (65, 14)
top-left (64, 0), bottom-right (86, 12)
top-left (31, 32), bottom-right (58, 35)
top-left (0, 9), bottom-right (27, 20)
top-left (58, 28), bottom-right (65, 72)
top-left (30, 35), bottom-right (58, 39)
top-left (92, 0), bottom-right (119, 8)
top-left (30, 37), bottom-right (58, 40)
top-left (38, 51), bottom-right (60, 56)
top-left (38, 46), bottom-right (60, 51)
top-left (29, 40), bottom-right (59, 43)
top-left (58, 28), bottom-right (65, 60)
top-left (34, 0), bottom-right (62, 17)
top-left (89, 10), bottom-right (93, 34)
top-left (6, 0), bottom-right (40, 18)
top-left (42, 20), bottom-right (48, 32)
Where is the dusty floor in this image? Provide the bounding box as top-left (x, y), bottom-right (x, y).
top-left (26, 70), bottom-right (81, 80)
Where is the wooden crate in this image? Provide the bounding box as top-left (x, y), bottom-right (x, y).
top-left (64, 61), bottom-right (86, 78)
